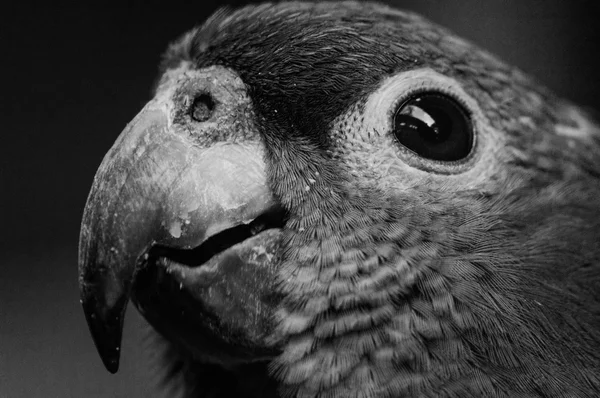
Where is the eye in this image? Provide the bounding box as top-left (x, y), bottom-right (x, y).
top-left (190, 93), bottom-right (215, 122)
top-left (393, 93), bottom-right (473, 162)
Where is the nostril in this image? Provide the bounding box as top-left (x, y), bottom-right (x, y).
top-left (190, 93), bottom-right (215, 122)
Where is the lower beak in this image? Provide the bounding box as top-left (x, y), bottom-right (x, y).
top-left (78, 105), bottom-right (278, 373)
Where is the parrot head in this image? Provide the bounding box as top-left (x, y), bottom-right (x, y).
top-left (79, 2), bottom-right (600, 396)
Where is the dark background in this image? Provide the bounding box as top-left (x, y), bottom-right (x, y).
top-left (1, 1), bottom-right (599, 397)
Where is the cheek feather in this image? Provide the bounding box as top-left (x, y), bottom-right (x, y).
top-left (265, 59), bottom-right (600, 395)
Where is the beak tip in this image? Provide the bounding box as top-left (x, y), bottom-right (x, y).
top-left (80, 293), bottom-right (128, 375)
top-left (87, 312), bottom-right (124, 374)
top-left (103, 354), bottom-right (121, 374)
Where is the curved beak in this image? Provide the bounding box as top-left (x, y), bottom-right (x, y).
top-left (78, 104), bottom-right (277, 373)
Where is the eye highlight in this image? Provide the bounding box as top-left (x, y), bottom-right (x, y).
top-left (393, 93), bottom-right (473, 162)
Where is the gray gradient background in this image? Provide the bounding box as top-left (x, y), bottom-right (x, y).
top-left (1, 1), bottom-right (599, 397)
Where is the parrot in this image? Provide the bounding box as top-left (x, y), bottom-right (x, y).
top-left (78, 2), bottom-right (600, 397)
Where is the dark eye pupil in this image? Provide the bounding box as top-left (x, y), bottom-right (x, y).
top-left (393, 93), bottom-right (472, 161)
top-left (191, 93), bottom-right (215, 122)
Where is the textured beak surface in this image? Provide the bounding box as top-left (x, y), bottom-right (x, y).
top-left (78, 101), bottom-right (276, 373)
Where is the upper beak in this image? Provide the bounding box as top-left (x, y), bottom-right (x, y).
top-left (78, 102), bottom-right (277, 373)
